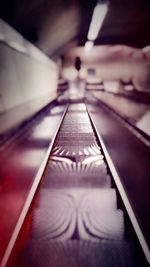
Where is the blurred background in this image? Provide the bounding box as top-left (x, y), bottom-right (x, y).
top-left (0, 2), bottom-right (150, 266)
top-left (0, 0), bottom-right (150, 134)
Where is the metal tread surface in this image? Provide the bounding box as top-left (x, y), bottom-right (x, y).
top-left (6, 103), bottom-right (148, 267)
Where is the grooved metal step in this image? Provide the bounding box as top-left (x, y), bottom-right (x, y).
top-left (17, 240), bottom-right (137, 267)
top-left (8, 102), bottom-right (144, 267)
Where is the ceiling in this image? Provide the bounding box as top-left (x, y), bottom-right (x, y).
top-left (0, 0), bottom-right (150, 57)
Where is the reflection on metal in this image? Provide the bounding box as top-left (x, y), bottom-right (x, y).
top-left (12, 149), bottom-right (46, 168)
top-left (69, 83), bottom-right (85, 100)
top-left (52, 145), bottom-right (101, 157)
top-left (50, 106), bottom-right (67, 115)
top-left (31, 117), bottom-right (55, 139)
top-left (32, 189), bottom-right (124, 241)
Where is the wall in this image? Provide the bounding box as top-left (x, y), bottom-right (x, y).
top-left (0, 19), bottom-right (58, 131)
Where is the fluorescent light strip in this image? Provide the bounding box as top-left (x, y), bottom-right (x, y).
top-left (84, 41), bottom-right (94, 52)
top-left (143, 46), bottom-right (150, 53)
top-left (88, 3), bottom-right (108, 41)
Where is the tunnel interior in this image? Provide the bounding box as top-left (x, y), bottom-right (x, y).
top-left (0, 1), bottom-right (150, 267)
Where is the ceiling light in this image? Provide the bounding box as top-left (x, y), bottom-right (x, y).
top-left (84, 41), bottom-right (94, 52)
top-left (87, 3), bottom-right (108, 41)
top-left (142, 46), bottom-right (150, 53)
